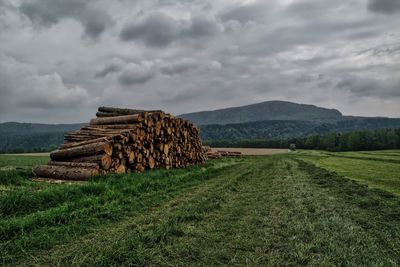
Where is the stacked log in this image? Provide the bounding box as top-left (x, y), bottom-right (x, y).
top-left (33, 107), bottom-right (205, 181)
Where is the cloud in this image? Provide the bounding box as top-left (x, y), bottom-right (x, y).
top-left (120, 13), bottom-right (180, 47)
top-left (336, 74), bottom-right (400, 98)
top-left (219, 2), bottom-right (271, 23)
top-left (0, 54), bottom-right (90, 110)
top-left (368, 0), bottom-right (400, 14)
top-left (97, 58), bottom-right (219, 84)
top-left (94, 58), bottom-right (125, 78)
top-left (118, 62), bottom-right (156, 85)
top-left (180, 16), bottom-right (221, 38)
top-left (1, 0), bottom-right (399, 121)
top-left (120, 13), bottom-right (221, 47)
top-left (160, 58), bottom-right (199, 75)
top-left (20, 0), bottom-right (113, 39)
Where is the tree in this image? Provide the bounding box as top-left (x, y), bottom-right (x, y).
top-left (289, 143), bottom-right (296, 151)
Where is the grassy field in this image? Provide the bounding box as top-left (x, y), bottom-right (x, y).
top-left (298, 150), bottom-right (400, 196)
top-left (0, 151), bottom-right (399, 266)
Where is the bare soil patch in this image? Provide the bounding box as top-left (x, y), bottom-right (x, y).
top-left (211, 148), bottom-right (288, 156)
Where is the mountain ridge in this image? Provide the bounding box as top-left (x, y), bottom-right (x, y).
top-left (1, 100), bottom-right (399, 152)
top-left (179, 100), bottom-right (344, 125)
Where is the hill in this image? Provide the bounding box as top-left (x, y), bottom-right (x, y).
top-left (200, 117), bottom-right (400, 141)
top-left (1, 101), bottom-right (400, 152)
top-left (0, 122), bottom-right (83, 153)
top-left (179, 100), bottom-right (343, 125)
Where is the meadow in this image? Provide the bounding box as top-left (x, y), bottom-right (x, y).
top-left (0, 151), bottom-right (399, 266)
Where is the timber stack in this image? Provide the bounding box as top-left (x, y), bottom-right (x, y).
top-left (33, 107), bottom-right (205, 181)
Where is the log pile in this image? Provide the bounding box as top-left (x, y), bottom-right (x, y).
top-left (33, 107), bottom-right (205, 181)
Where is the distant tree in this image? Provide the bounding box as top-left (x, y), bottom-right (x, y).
top-left (289, 143), bottom-right (296, 151)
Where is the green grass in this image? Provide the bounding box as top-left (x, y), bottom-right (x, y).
top-left (298, 150), bottom-right (400, 196)
top-left (0, 152), bottom-right (399, 266)
top-left (0, 155), bottom-right (49, 168)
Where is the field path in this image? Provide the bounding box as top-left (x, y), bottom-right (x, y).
top-left (14, 155), bottom-right (399, 266)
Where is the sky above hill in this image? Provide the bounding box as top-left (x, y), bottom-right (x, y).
top-left (0, 0), bottom-right (399, 123)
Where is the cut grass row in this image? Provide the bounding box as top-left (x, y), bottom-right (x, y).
top-left (297, 150), bottom-right (400, 196)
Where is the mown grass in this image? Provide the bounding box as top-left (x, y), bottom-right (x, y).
top-left (298, 150), bottom-right (400, 196)
top-left (0, 152), bottom-right (399, 266)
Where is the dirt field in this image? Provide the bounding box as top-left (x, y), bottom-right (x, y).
top-left (211, 147), bottom-right (288, 155)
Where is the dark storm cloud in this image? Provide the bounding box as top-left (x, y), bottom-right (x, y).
top-left (368, 0), bottom-right (400, 14)
top-left (20, 0), bottom-right (113, 39)
top-left (120, 13), bottom-right (220, 47)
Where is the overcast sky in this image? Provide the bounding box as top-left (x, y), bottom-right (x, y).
top-left (0, 0), bottom-right (399, 123)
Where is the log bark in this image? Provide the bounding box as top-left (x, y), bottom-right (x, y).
top-left (96, 111), bottom-right (121, 117)
top-left (48, 161), bottom-right (99, 169)
top-left (98, 106), bottom-right (162, 115)
top-left (64, 154), bottom-right (112, 170)
top-left (89, 124), bottom-right (138, 129)
top-left (90, 114), bottom-right (143, 125)
top-left (50, 141), bottom-right (112, 160)
top-left (33, 165), bottom-right (99, 180)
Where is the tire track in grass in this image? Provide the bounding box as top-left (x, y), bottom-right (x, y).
top-left (141, 156), bottom-right (399, 266)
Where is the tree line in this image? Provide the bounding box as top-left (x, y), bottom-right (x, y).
top-left (204, 128), bottom-right (400, 152)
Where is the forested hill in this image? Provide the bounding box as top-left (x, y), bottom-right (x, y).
top-left (0, 122), bottom-right (83, 153)
top-left (1, 100), bottom-right (400, 152)
top-left (179, 100), bottom-right (343, 125)
top-left (199, 117), bottom-right (400, 141)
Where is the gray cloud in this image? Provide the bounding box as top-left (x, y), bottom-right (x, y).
top-left (368, 0), bottom-right (400, 14)
top-left (120, 13), bottom-right (180, 47)
top-left (219, 2), bottom-right (270, 23)
top-left (95, 58), bottom-right (125, 78)
top-left (120, 13), bottom-right (221, 47)
top-left (180, 17), bottom-right (220, 38)
top-left (336, 75), bottom-right (400, 98)
top-left (117, 62), bottom-right (156, 85)
top-left (160, 58), bottom-right (199, 75)
top-left (20, 0), bottom-right (113, 39)
top-left (0, 0), bottom-right (399, 122)
top-left (0, 54), bottom-right (91, 111)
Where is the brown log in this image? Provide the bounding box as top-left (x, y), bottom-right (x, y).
top-left (50, 142), bottom-right (112, 160)
top-left (148, 156), bottom-right (155, 169)
top-left (90, 114), bottom-right (143, 125)
top-left (32, 165), bottom-right (99, 180)
top-left (98, 106), bottom-right (163, 115)
top-left (48, 161), bottom-right (99, 169)
top-left (90, 124), bottom-right (138, 129)
top-left (96, 111), bottom-right (121, 117)
top-left (65, 154), bottom-right (112, 170)
top-left (127, 151), bottom-right (135, 163)
top-left (115, 164), bottom-right (126, 173)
